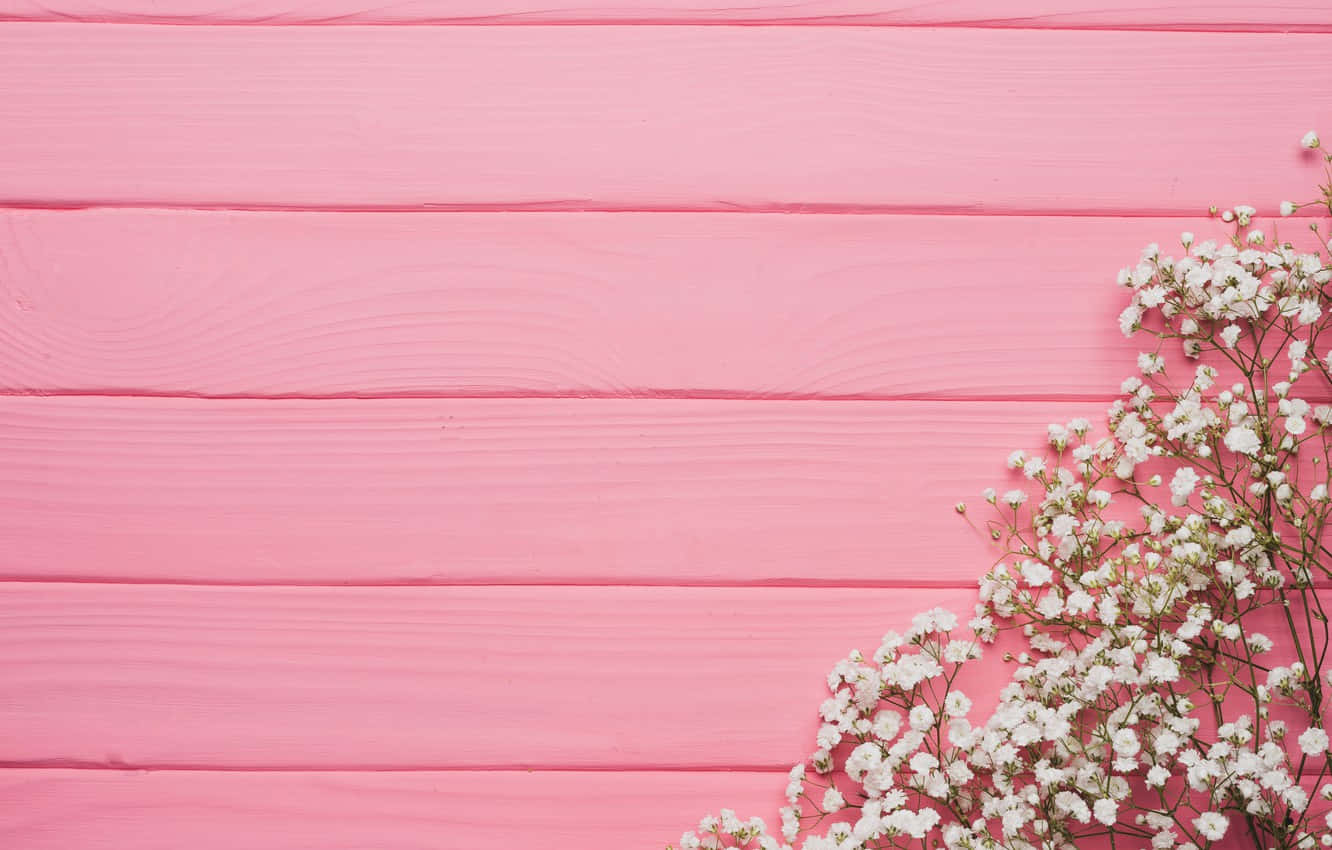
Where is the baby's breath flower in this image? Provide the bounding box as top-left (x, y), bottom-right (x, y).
top-left (1193, 812), bottom-right (1229, 842)
top-left (1299, 728), bottom-right (1330, 757)
top-left (1223, 425), bottom-right (1261, 456)
top-left (821, 787), bottom-right (845, 813)
top-left (1303, 130), bottom-right (1321, 149)
top-left (678, 135), bottom-right (1332, 850)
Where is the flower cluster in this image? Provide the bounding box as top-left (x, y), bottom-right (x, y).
top-left (672, 132), bottom-right (1332, 850)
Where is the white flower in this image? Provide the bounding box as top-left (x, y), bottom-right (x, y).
top-left (822, 787), bottom-right (845, 813)
top-left (1224, 425), bottom-right (1261, 456)
top-left (1112, 728), bottom-right (1140, 756)
top-left (1299, 727), bottom-right (1329, 756)
top-left (1047, 423), bottom-right (1070, 449)
top-left (1169, 467), bottom-right (1199, 506)
top-left (1050, 514), bottom-right (1076, 538)
top-left (1282, 201), bottom-right (1297, 216)
top-left (944, 691), bottom-right (972, 717)
top-left (1002, 489), bottom-right (1028, 508)
top-left (1144, 655), bottom-right (1180, 683)
top-left (909, 705), bottom-right (935, 731)
top-left (1093, 798), bottom-right (1118, 826)
top-left (1193, 812), bottom-right (1228, 842)
top-left (872, 710), bottom-right (902, 740)
top-left (1220, 325), bottom-right (1242, 348)
top-left (1021, 560), bottom-right (1053, 587)
top-left (1303, 130), bottom-right (1321, 149)
top-left (1119, 304), bottom-right (1143, 337)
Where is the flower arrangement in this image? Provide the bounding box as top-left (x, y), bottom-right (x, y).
top-left (672, 131), bottom-right (1332, 850)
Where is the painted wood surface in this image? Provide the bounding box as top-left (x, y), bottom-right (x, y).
top-left (0, 583), bottom-right (986, 768)
top-left (3, 769), bottom-right (1325, 850)
top-left (0, 209), bottom-right (1233, 399)
top-left (3, 583), bottom-right (1324, 770)
top-left (3, 25), bottom-right (1329, 211)
top-left (3, 0), bottom-right (1330, 28)
top-left (2, 770), bottom-right (1327, 850)
top-left (0, 769), bottom-right (784, 850)
top-left (6, 4), bottom-right (1326, 848)
top-left (0, 396), bottom-right (1107, 584)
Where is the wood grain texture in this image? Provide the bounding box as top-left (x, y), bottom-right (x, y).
top-left (2, 25), bottom-right (1328, 211)
top-left (2, 583), bottom-right (1325, 770)
top-left (0, 768), bottom-right (783, 849)
top-left (3, 0), bottom-right (1330, 27)
top-left (0, 771), bottom-right (1328, 850)
top-left (0, 209), bottom-right (1222, 399)
top-left (7, 0), bottom-right (1332, 27)
top-left (0, 583), bottom-right (986, 768)
top-left (0, 396), bottom-right (1101, 584)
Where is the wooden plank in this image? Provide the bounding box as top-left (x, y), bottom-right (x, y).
top-left (0, 772), bottom-right (1327, 850)
top-left (0, 768), bottom-right (784, 850)
top-left (3, 773), bottom-right (1326, 850)
top-left (0, 583), bottom-right (986, 768)
top-left (0, 396), bottom-right (1096, 584)
top-left (2, 25), bottom-right (1328, 210)
top-left (2, 0), bottom-right (1329, 28)
top-left (0, 209), bottom-right (1219, 399)
top-left (2, 584), bottom-right (1325, 770)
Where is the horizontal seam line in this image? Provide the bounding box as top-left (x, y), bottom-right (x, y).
top-left (0, 578), bottom-right (982, 588)
top-left (0, 203), bottom-right (1241, 217)
top-left (0, 762), bottom-right (1326, 775)
top-left (0, 19), bottom-right (1330, 33)
top-left (0, 762), bottom-right (794, 773)
top-left (0, 390), bottom-right (1130, 402)
top-left (8, 391), bottom-right (1332, 404)
top-left (5, 578), bottom-right (1330, 590)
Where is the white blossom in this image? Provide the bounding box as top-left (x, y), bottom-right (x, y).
top-left (1193, 812), bottom-right (1228, 842)
top-left (1169, 467), bottom-right (1199, 506)
top-left (1300, 727), bottom-right (1329, 756)
top-left (1224, 425), bottom-right (1262, 456)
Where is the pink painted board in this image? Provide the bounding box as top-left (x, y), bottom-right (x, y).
top-left (2, 584), bottom-right (1324, 770)
top-left (2, 25), bottom-right (1329, 211)
top-left (0, 209), bottom-right (1273, 400)
top-left (0, 583), bottom-right (986, 768)
top-left (0, 769), bottom-right (784, 850)
top-left (2, 768), bottom-right (1325, 850)
top-left (2, 770), bottom-right (1330, 850)
top-left (2, 0), bottom-right (1329, 27)
top-left (0, 396), bottom-right (1108, 584)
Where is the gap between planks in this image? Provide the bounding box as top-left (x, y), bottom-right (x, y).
top-left (1, 762), bottom-right (1324, 775)
top-left (0, 18), bottom-right (1330, 34)
top-left (0, 201), bottom-right (1290, 217)
top-left (0, 577), bottom-right (979, 588)
top-left (0, 762), bottom-right (793, 773)
top-left (0, 390), bottom-right (1129, 403)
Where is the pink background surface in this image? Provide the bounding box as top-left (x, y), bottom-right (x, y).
top-left (1, 4), bottom-right (1331, 848)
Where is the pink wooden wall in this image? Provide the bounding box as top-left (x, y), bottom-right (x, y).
top-left (1, 3), bottom-right (1330, 847)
